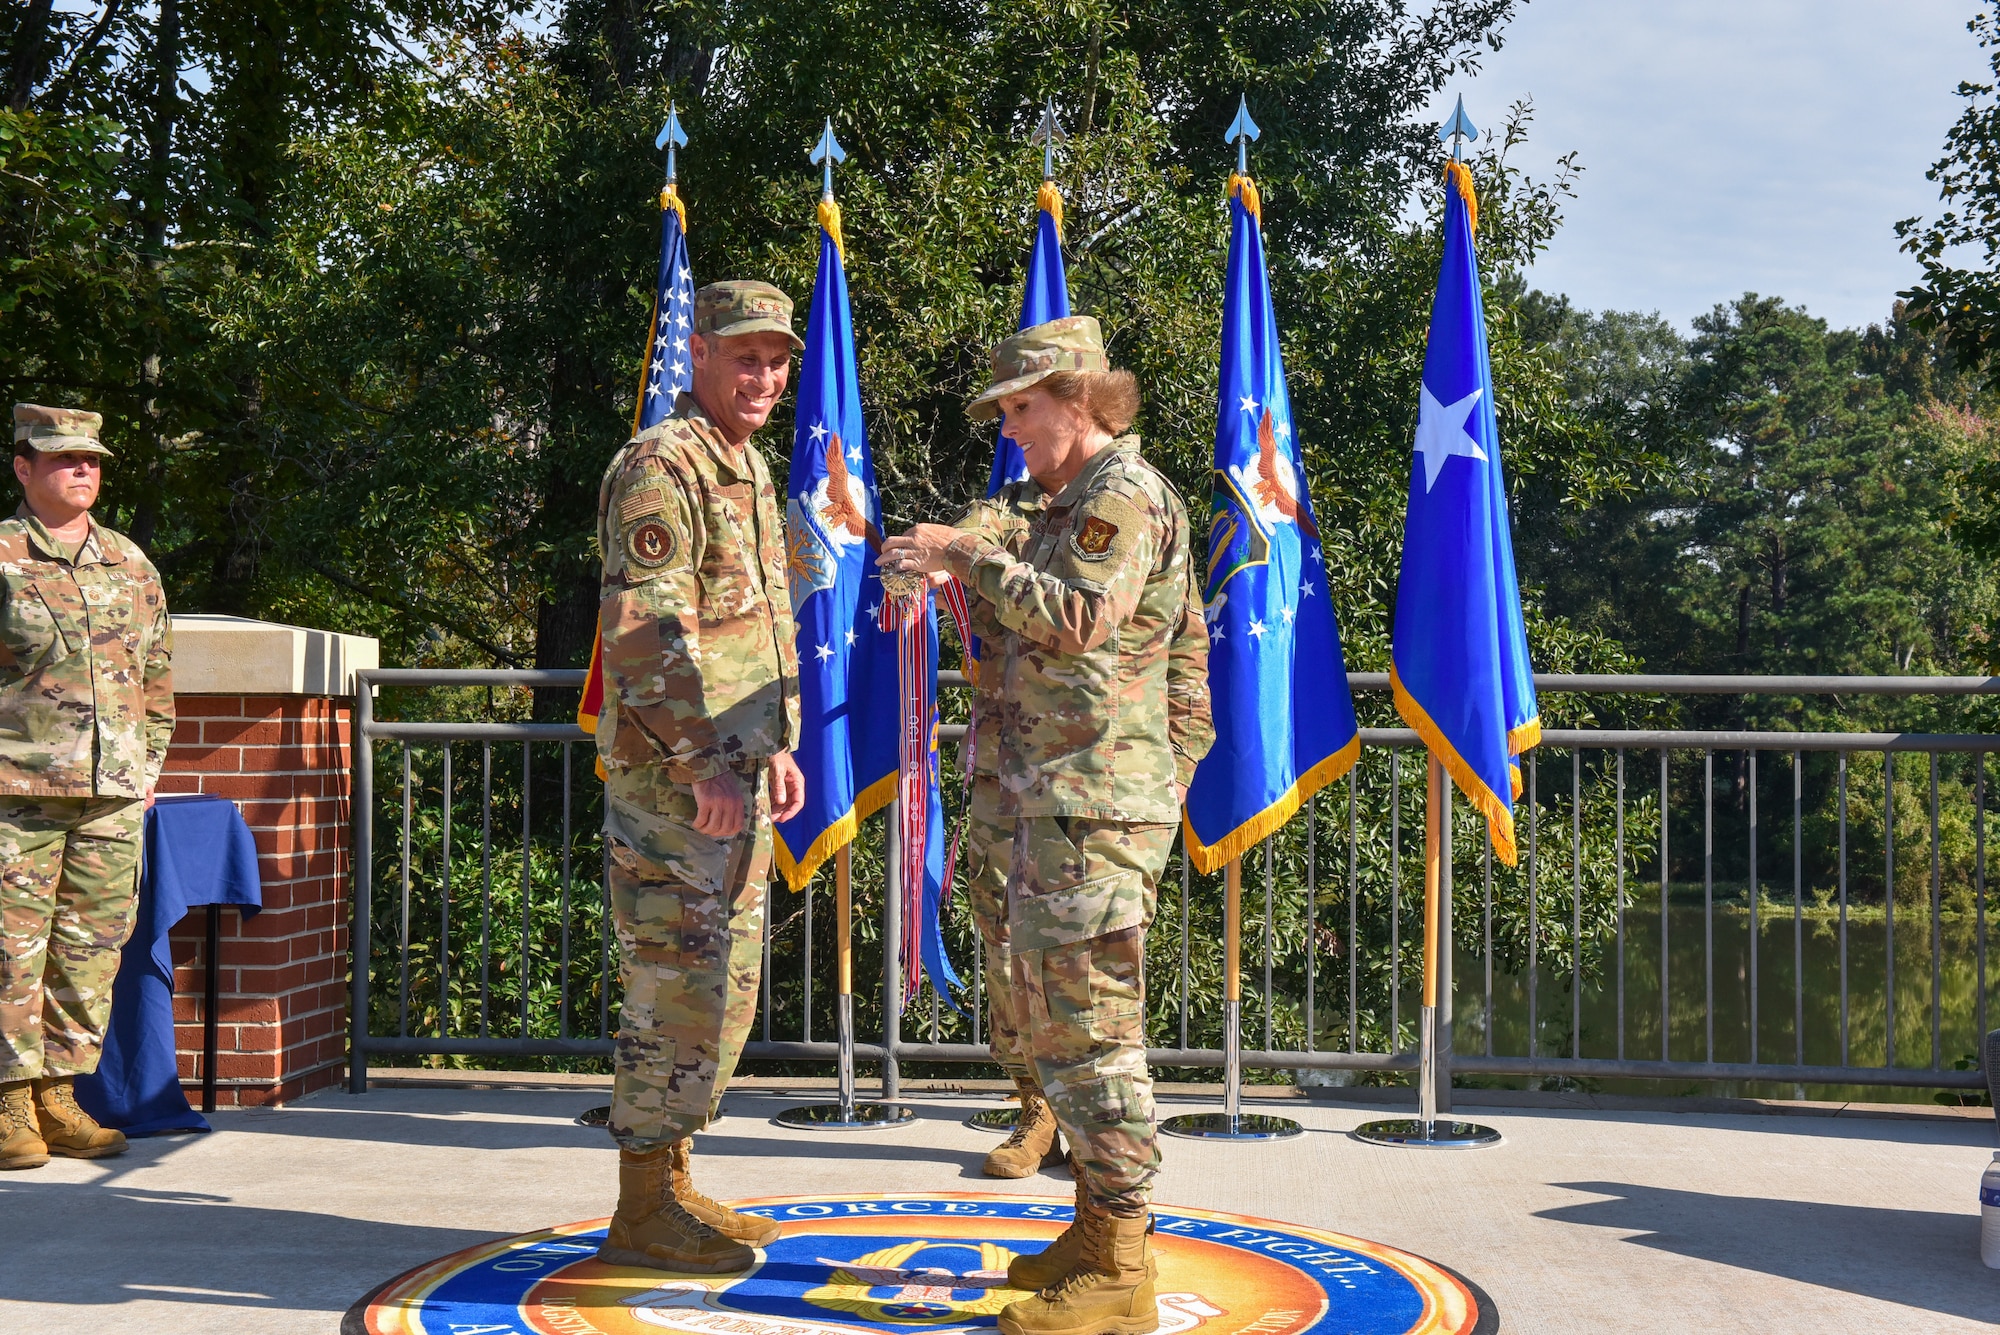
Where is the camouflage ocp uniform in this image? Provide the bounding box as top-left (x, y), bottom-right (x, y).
top-left (946, 317), bottom-right (1212, 1214)
top-left (959, 483), bottom-right (1211, 1092)
top-left (0, 405), bottom-right (173, 1086)
top-left (596, 284), bottom-right (801, 1150)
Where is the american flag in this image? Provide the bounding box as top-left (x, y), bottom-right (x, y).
top-left (635, 189), bottom-right (696, 433)
top-left (584, 186), bottom-right (696, 739)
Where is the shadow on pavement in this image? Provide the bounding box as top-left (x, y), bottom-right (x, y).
top-left (1538, 1179), bottom-right (2000, 1324)
top-left (0, 1178), bottom-right (500, 1312)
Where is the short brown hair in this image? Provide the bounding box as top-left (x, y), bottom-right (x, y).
top-left (1038, 369), bottom-right (1140, 437)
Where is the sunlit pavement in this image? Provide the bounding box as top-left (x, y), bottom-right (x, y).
top-left (1, 1078), bottom-right (1995, 1334)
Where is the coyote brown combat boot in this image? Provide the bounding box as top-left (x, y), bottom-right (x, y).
top-left (598, 1145), bottom-right (755, 1273)
top-left (1, 1082), bottom-right (49, 1170)
top-left (33, 1078), bottom-right (124, 1159)
top-left (998, 1210), bottom-right (1157, 1335)
top-left (984, 1080), bottom-right (1063, 1179)
top-left (667, 1138), bottom-right (780, 1245)
top-left (1006, 1156), bottom-right (1094, 1290)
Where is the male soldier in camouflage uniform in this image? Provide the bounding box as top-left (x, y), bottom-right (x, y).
top-left (593, 282), bottom-right (807, 1272)
top-left (1, 405), bottom-right (173, 1171)
top-left (884, 316), bottom-right (1212, 1335)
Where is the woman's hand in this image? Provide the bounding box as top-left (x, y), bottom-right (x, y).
top-left (880, 523), bottom-right (961, 576)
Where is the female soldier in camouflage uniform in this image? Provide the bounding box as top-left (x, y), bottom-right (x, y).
top-left (0, 405), bottom-right (173, 1170)
top-left (883, 316), bottom-right (1212, 1335)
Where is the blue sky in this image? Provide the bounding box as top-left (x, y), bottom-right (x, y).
top-left (1435, 0), bottom-right (1987, 332)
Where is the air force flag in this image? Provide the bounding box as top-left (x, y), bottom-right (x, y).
top-left (774, 201), bottom-right (898, 887)
top-left (1390, 161), bottom-right (1540, 863)
top-left (1183, 178), bottom-right (1361, 873)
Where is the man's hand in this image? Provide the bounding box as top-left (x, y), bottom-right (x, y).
top-left (880, 523), bottom-right (961, 577)
top-left (769, 751), bottom-right (807, 824)
top-left (1175, 783), bottom-right (1187, 811)
top-left (692, 770), bottom-right (747, 837)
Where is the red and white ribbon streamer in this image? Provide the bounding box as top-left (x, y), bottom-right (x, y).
top-left (876, 574), bottom-right (976, 1004)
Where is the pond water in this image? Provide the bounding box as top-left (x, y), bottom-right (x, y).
top-left (1448, 900), bottom-right (1994, 1104)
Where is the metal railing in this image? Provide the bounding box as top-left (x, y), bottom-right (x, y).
top-left (347, 670), bottom-right (1999, 1097)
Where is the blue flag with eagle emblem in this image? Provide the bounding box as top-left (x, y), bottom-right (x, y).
top-left (774, 203), bottom-right (896, 888)
top-left (1390, 161), bottom-right (1539, 865)
top-left (774, 199), bottom-right (962, 1006)
top-left (1183, 179), bottom-right (1360, 874)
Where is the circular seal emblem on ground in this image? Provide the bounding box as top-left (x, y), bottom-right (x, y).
top-left (343, 1192), bottom-right (1495, 1335)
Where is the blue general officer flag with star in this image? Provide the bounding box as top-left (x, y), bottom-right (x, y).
top-left (987, 185), bottom-right (1071, 495)
top-left (1184, 179), bottom-right (1361, 873)
top-left (1391, 162), bottom-right (1540, 864)
top-left (635, 189), bottom-right (695, 432)
top-left (773, 203), bottom-right (899, 889)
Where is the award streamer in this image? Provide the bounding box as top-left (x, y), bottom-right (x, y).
top-left (876, 569), bottom-right (974, 1005)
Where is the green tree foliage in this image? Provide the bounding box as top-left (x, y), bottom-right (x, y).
top-left (1524, 295), bottom-right (2000, 724)
top-left (7, 0), bottom-right (1665, 699)
top-left (38, 1), bottom-right (2000, 1085)
top-left (1899, 2), bottom-right (2000, 387)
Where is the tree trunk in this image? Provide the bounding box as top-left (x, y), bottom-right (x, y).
top-left (1734, 581), bottom-right (1751, 668)
top-left (6, 0), bottom-right (54, 111)
top-left (133, 0), bottom-right (179, 555)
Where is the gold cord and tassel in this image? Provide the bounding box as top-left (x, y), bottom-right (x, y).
top-left (1442, 159), bottom-right (1478, 233)
top-left (1036, 178), bottom-right (1065, 242)
top-left (1226, 172), bottom-right (1262, 227)
top-left (819, 195), bottom-right (845, 259)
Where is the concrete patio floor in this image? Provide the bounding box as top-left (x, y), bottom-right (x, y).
top-left (1, 1079), bottom-right (1996, 1334)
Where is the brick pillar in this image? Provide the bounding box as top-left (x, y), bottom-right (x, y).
top-left (153, 616), bottom-right (378, 1107)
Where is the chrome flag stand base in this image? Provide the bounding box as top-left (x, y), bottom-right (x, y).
top-left (776, 993), bottom-right (916, 1131)
top-left (1349, 1117), bottom-right (1500, 1149)
top-left (1353, 1004), bottom-right (1501, 1149)
top-left (776, 1101), bottom-right (915, 1130)
top-left (1160, 1111), bottom-right (1304, 1140)
top-left (966, 1105), bottom-right (1020, 1132)
top-left (1161, 996), bottom-right (1303, 1141)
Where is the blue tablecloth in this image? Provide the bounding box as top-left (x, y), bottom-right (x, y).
top-left (74, 795), bottom-right (262, 1135)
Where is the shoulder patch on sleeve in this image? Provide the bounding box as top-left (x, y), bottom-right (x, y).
top-left (1062, 493), bottom-right (1149, 571)
top-left (1074, 515), bottom-right (1119, 558)
top-left (620, 485), bottom-right (669, 525)
top-left (626, 517), bottom-right (679, 570)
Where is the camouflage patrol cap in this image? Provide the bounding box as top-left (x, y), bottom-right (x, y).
top-left (692, 280), bottom-right (804, 350)
top-left (967, 315), bottom-right (1110, 421)
top-left (12, 404), bottom-right (112, 457)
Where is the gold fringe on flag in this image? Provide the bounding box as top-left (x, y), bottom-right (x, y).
top-left (1180, 737), bottom-right (1359, 875)
top-left (1390, 665), bottom-right (1519, 866)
